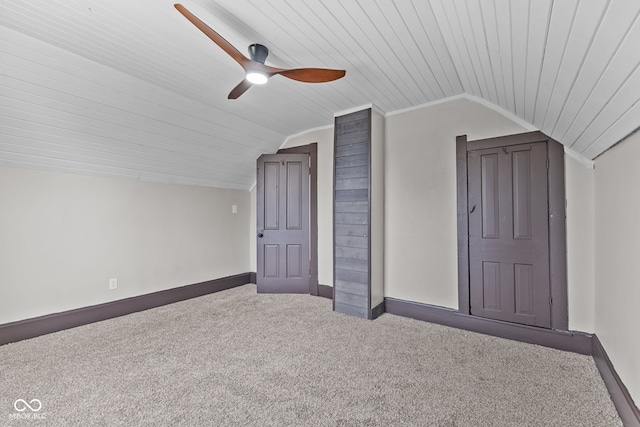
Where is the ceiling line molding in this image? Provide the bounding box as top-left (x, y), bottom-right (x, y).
top-left (278, 124), bottom-right (334, 151)
top-left (459, 94), bottom-right (538, 132)
top-left (384, 94), bottom-right (468, 118)
top-left (384, 94), bottom-right (539, 134)
top-left (334, 103), bottom-right (385, 118)
top-left (565, 147), bottom-right (595, 169)
top-left (251, 92), bottom-right (597, 190)
top-left (248, 123), bottom-right (335, 192)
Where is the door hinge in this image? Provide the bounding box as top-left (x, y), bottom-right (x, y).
top-left (546, 158), bottom-right (550, 170)
top-left (549, 296), bottom-right (553, 306)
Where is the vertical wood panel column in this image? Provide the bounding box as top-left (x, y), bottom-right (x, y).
top-left (333, 108), bottom-right (384, 319)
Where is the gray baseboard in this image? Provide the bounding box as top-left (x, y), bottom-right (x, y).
top-left (371, 301), bottom-right (385, 320)
top-left (318, 284), bottom-right (333, 299)
top-left (0, 272), bottom-right (252, 346)
top-left (384, 297), bottom-right (592, 354)
top-left (592, 335), bottom-right (640, 427)
top-left (249, 272), bottom-right (257, 284)
top-left (384, 296), bottom-right (639, 426)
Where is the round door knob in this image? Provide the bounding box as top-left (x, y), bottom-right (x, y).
top-left (257, 233), bottom-right (264, 238)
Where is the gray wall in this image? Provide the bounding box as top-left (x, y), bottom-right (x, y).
top-left (258, 98), bottom-right (595, 331)
top-left (383, 99), bottom-right (528, 308)
top-left (565, 155), bottom-right (595, 333)
top-left (267, 96), bottom-right (640, 404)
top-left (593, 131), bottom-right (640, 406)
top-left (3, 93), bottom-right (636, 407)
top-left (0, 166), bottom-right (250, 324)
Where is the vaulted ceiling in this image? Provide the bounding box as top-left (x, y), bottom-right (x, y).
top-left (2, 0), bottom-right (640, 189)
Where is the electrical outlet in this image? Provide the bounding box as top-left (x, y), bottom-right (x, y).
top-left (232, 204), bottom-right (238, 214)
top-left (109, 278), bottom-right (118, 290)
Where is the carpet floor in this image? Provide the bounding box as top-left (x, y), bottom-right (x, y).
top-left (0, 284), bottom-right (622, 426)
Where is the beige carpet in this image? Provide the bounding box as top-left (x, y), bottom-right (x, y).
top-left (0, 284), bottom-right (621, 426)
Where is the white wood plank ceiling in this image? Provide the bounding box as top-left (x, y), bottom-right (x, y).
top-left (2, 0), bottom-right (640, 189)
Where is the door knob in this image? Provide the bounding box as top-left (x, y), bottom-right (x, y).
top-left (257, 232), bottom-right (264, 238)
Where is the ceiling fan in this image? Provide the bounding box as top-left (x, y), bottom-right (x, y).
top-left (174, 4), bottom-right (346, 99)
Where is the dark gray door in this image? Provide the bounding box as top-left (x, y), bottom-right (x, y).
top-left (257, 153), bottom-right (310, 293)
top-left (467, 142), bottom-right (551, 328)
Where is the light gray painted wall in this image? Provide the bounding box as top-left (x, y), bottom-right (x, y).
top-left (272, 99), bottom-right (595, 335)
top-left (0, 166), bottom-right (250, 324)
top-left (565, 156), bottom-right (595, 333)
top-left (594, 132), bottom-right (640, 406)
top-left (384, 99), bottom-right (528, 308)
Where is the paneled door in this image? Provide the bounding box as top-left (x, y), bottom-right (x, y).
top-left (467, 142), bottom-right (551, 328)
top-left (256, 153), bottom-right (310, 293)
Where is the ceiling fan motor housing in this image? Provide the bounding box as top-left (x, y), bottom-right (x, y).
top-left (248, 43), bottom-right (269, 64)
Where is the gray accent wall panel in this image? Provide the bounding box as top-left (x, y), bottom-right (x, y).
top-left (335, 246), bottom-right (368, 260)
top-left (335, 142), bottom-right (369, 157)
top-left (333, 107), bottom-right (384, 320)
top-left (335, 178), bottom-right (369, 191)
top-left (335, 223), bottom-right (368, 237)
top-left (335, 257), bottom-right (369, 273)
top-left (335, 155), bottom-right (369, 169)
top-left (335, 165), bottom-right (368, 178)
top-left (335, 212), bottom-right (369, 225)
top-left (334, 235), bottom-right (368, 249)
top-left (334, 302), bottom-right (368, 319)
top-left (335, 268), bottom-right (367, 284)
top-left (335, 189), bottom-right (368, 202)
top-left (334, 280), bottom-right (368, 296)
top-left (335, 201), bottom-right (369, 213)
top-left (334, 291), bottom-right (368, 307)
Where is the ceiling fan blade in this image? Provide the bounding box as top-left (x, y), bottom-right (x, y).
top-left (174, 4), bottom-right (250, 69)
top-left (274, 68), bottom-right (346, 83)
top-left (228, 80), bottom-right (253, 99)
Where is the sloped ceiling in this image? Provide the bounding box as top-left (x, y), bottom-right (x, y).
top-left (1, 0), bottom-right (640, 189)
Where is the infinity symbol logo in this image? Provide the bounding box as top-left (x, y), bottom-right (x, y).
top-left (14, 399), bottom-right (42, 412)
